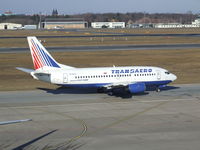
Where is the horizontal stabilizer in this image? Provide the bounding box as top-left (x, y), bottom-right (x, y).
top-left (16, 67), bottom-right (34, 73)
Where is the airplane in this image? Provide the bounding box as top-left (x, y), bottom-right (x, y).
top-left (16, 36), bottom-right (177, 96)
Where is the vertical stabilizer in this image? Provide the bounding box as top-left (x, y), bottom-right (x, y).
top-left (27, 36), bottom-right (60, 70)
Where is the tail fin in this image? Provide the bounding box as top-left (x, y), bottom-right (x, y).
top-left (27, 36), bottom-right (60, 70)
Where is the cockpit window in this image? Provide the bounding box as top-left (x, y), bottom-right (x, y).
top-left (165, 71), bottom-right (170, 75)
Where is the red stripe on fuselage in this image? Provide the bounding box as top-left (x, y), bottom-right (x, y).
top-left (32, 53), bottom-right (40, 69)
top-left (32, 47), bottom-right (41, 69)
top-left (31, 41), bottom-right (44, 66)
top-left (31, 46), bottom-right (43, 69)
top-left (32, 41), bottom-right (46, 66)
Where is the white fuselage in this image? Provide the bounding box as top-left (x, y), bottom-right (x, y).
top-left (17, 37), bottom-right (177, 94)
top-left (33, 66), bottom-right (177, 88)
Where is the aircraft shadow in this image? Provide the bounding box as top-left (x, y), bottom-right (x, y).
top-left (37, 85), bottom-right (179, 99)
top-left (37, 87), bottom-right (97, 94)
top-left (13, 129), bottom-right (58, 150)
top-left (113, 92), bottom-right (149, 99)
top-left (146, 85), bottom-right (180, 91)
top-left (37, 87), bottom-right (148, 99)
top-left (13, 128), bottom-right (85, 150)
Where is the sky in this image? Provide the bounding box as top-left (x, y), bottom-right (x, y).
top-left (1, 0), bottom-right (200, 15)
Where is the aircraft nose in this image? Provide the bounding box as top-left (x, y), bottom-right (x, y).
top-left (172, 74), bottom-right (177, 81)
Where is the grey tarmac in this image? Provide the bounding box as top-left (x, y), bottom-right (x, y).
top-left (0, 84), bottom-right (200, 150)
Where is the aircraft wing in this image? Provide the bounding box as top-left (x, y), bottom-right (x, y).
top-left (16, 67), bottom-right (34, 74)
top-left (103, 81), bottom-right (135, 89)
top-left (0, 119), bottom-right (32, 125)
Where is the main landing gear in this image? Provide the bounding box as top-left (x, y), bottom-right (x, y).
top-left (96, 88), bottom-right (115, 96)
top-left (156, 88), bottom-right (161, 92)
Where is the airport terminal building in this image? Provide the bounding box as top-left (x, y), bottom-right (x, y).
top-left (0, 23), bottom-right (22, 30)
top-left (43, 18), bottom-right (88, 29)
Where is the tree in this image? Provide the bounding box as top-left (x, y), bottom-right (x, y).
top-left (52, 9), bottom-right (58, 16)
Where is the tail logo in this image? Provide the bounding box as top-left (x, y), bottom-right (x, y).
top-left (29, 38), bottom-right (60, 70)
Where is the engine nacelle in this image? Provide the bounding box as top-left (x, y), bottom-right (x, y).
top-left (128, 83), bottom-right (146, 94)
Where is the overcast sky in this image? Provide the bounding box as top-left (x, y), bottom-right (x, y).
top-left (1, 0), bottom-right (200, 15)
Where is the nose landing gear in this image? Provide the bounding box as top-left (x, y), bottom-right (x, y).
top-left (156, 85), bottom-right (167, 92)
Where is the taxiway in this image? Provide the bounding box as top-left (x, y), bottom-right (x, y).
top-left (0, 84), bottom-right (200, 149)
top-left (1, 43), bottom-right (200, 53)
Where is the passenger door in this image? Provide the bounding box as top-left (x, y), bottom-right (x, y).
top-left (63, 73), bottom-right (68, 83)
top-left (156, 70), bottom-right (161, 80)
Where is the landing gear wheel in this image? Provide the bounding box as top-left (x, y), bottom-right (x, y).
top-left (156, 88), bottom-right (161, 92)
top-left (107, 91), bottom-right (114, 96)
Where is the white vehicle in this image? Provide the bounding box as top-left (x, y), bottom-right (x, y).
top-left (17, 37), bottom-right (177, 95)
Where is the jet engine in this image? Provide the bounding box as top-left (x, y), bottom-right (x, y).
top-left (128, 83), bottom-right (146, 94)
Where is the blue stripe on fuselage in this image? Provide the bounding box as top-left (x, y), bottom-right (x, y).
top-left (59, 80), bottom-right (172, 88)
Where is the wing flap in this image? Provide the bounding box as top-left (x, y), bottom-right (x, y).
top-left (103, 81), bottom-right (135, 89)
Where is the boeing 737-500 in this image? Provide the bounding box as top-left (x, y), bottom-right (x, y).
top-left (16, 37), bottom-right (177, 95)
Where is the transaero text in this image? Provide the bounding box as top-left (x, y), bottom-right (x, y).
top-left (111, 68), bottom-right (153, 74)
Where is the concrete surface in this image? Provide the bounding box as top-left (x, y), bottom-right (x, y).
top-left (0, 84), bottom-right (200, 150)
top-left (1, 43), bottom-right (200, 53)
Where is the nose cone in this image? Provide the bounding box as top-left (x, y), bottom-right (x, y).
top-left (171, 74), bottom-right (177, 81)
